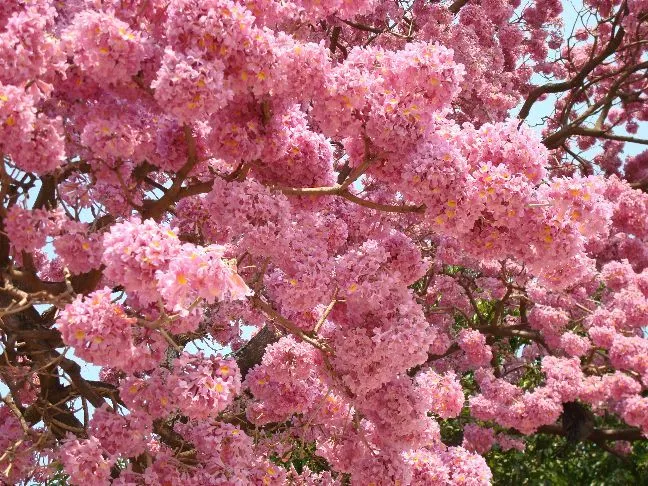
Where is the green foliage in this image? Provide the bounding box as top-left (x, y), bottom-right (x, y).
top-left (438, 405), bottom-right (648, 486)
top-left (409, 276), bottom-right (428, 295)
top-left (517, 361), bottom-right (544, 390)
top-left (270, 439), bottom-right (330, 476)
top-left (41, 463), bottom-right (68, 486)
top-left (487, 434), bottom-right (648, 486)
top-left (439, 416), bottom-right (467, 447)
top-left (442, 265), bottom-right (464, 276)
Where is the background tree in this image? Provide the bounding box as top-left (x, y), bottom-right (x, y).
top-left (0, 0), bottom-right (646, 484)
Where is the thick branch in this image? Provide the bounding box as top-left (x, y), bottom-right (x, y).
top-left (448, 0), bottom-right (471, 14)
top-left (340, 19), bottom-right (384, 34)
top-left (339, 191), bottom-right (425, 213)
top-left (538, 424), bottom-right (644, 442)
top-left (250, 296), bottom-right (331, 352)
top-left (142, 125), bottom-right (199, 220)
top-left (478, 324), bottom-right (546, 344)
top-left (567, 127), bottom-right (648, 145)
top-left (233, 325), bottom-right (282, 378)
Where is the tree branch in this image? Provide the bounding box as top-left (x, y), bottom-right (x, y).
top-left (518, 25), bottom-right (626, 121)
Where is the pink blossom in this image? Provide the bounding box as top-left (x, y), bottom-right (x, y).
top-left (0, 406), bottom-right (33, 484)
top-left (559, 331), bottom-right (591, 357)
top-left (156, 243), bottom-right (251, 313)
top-left (462, 424), bottom-right (496, 454)
top-left (88, 406), bottom-right (150, 458)
top-left (57, 287), bottom-right (166, 371)
top-left (170, 352), bottom-right (241, 420)
top-left (152, 48), bottom-right (231, 122)
top-left (458, 329), bottom-right (493, 367)
top-left (416, 369), bottom-right (465, 418)
top-left (63, 10), bottom-right (150, 86)
top-left (59, 436), bottom-right (113, 486)
top-left (3, 206), bottom-right (50, 253)
top-left (102, 217), bottom-right (183, 304)
top-left (245, 336), bottom-right (325, 425)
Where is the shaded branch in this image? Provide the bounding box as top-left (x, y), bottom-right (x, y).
top-left (538, 424), bottom-right (644, 442)
top-left (142, 125), bottom-right (200, 220)
top-left (448, 0), bottom-right (471, 14)
top-left (232, 325), bottom-right (282, 378)
top-left (250, 296), bottom-right (331, 352)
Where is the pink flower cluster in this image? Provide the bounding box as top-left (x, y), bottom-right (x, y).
top-left (58, 436), bottom-right (112, 486)
top-left (57, 287), bottom-right (166, 371)
top-left (462, 425), bottom-right (527, 455)
top-left (322, 233), bottom-right (435, 396)
top-left (470, 368), bottom-right (564, 434)
top-left (415, 369), bottom-right (465, 419)
top-left (157, 243), bottom-right (251, 313)
top-left (103, 217), bottom-right (250, 310)
top-left (358, 376), bottom-right (441, 450)
top-left (245, 336), bottom-right (325, 425)
top-left (0, 0), bottom-right (65, 84)
top-left (120, 352), bottom-right (241, 421)
top-left (102, 217), bottom-right (183, 303)
top-left (63, 10), bottom-right (150, 86)
top-left (3, 205), bottom-right (50, 254)
top-left (0, 406), bottom-right (33, 484)
top-left (314, 41), bottom-right (465, 153)
top-left (152, 47), bottom-right (231, 122)
top-left (170, 352), bottom-right (242, 420)
top-left (52, 220), bottom-right (103, 275)
top-left (458, 329), bottom-right (493, 368)
top-left (0, 82), bottom-right (65, 175)
top-left (406, 446), bottom-right (493, 485)
top-left (88, 406), bottom-right (151, 458)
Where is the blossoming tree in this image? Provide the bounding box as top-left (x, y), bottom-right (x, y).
top-left (0, 0), bottom-right (647, 484)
